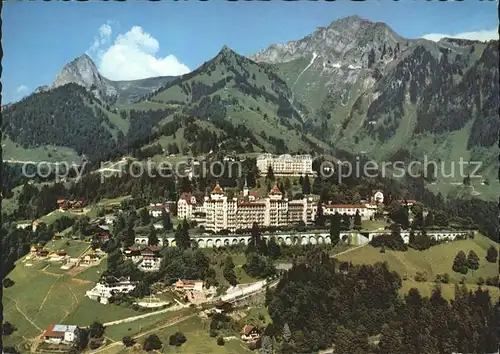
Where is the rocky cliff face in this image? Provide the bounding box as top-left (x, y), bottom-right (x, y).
top-left (52, 54), bottom-right (118, 103)
top-left (250, 15), bottom-right (411, 69)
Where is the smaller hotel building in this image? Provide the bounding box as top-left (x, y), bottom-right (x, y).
top-left (256, 154), bottom-right (315, 176)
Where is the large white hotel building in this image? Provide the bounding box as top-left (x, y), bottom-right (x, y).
top-left (178, 183), bottom-right (318, 233)
top-left (256, 154), bottom-right (315, 176)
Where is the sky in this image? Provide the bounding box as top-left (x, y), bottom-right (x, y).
top-left (3, 0), bottom-right (498, 104)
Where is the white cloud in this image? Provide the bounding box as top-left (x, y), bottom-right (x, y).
top-left (16, 85), bottom-right (28, 94)
top-left (88, 24), bottom-right (190, 81)
top-left (87, 24), bottom-right (113, 59)
top-left (422, 28), bottom-right (499, 42)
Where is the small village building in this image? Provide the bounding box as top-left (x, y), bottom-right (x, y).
top-left (137, 246), bottom-right (163, 272)
top-left (148, 203), bottom-right (169, 218)
top-left (175, 279), bottom-right (204, 292)
top-left (123, 247), bottom-right (143, 263)
top-left (105, 215), bottom-right (117, 225)
top-left (32, 220), bottom-right (44, 232)
top-left (241, 325), bottom-right (261, 341)
top-left (372, 190), bottom-right (384, 204)
top-left (81, 253), bottom-right (100, 266)
top-left (37, 249), bottom-right (50, 257)
top-left (30, 244), bottom-right (44, 256)
top-left (42, 324), bottom-right (78, 344)
top-left (85, 277), bottom-right (137, 305)
top-left (214, 300), bottom-right (232, 314)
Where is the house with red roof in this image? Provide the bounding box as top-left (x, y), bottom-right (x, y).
top-left (42, 324), bottom-right (78, 343)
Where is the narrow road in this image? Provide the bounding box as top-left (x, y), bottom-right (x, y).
top-left (102, 304), bottom-right (185, 327)
top-left (331, 243), bottom-right (368, 258)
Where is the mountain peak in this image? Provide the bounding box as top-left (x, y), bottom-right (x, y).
top-left (218, 45), bottom-right (238, 57)
top-left (52, 54), bottom-right (117, 101)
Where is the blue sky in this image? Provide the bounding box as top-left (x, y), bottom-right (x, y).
top-left (3, 0), bottom-right (498, 103)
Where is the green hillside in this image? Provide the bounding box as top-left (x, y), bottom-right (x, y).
top-left (273, 41), bottom-right (499, 201)
top-left (335, 234), bottom-right (499, 287)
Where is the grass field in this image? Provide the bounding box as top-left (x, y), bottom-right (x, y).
top-left (108, 316), bottom-right (252, 354)
top-left (3, 256), bottom-right (144, 350)
top-left (43, 239), bottom-right (90, 257)
top-left (105, 308), bottom-right (196, 341)
top-left (335, 234), bottom-right (499, 287)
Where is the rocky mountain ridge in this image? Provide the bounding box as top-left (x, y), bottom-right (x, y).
top-left (51, 54), bottom-right (175, 104)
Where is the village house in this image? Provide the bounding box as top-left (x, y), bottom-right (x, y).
top-left (241, 325), bottom-right (261, 341)
top-left (175, 279), bottom-right (204, 292)
top-left (32, 220), bottom-right (44, 232)
top-left (57, 199), bottom-right (85, 212)
top-left (148, 203), bottom-right (170, 218)
top-left (398, 199), bottom-right (418, 207)
top-left (123, 247), bottom-right (143, 263)
top-left (372, 190), bottom-right (384, 204)
top-left (136, 246), bottom-right (163, 272)
top-left (42, 324), bottom-right (78, 344)
top-left (214, 300), bottom-right (233, 314)
top-left (105, 215), bottom-right (117, 225)
top-left (30, 244), bottom-right (44, 256)
top-left (323, 204), bottom-right (376, 220)
top-left (85, 277), bottom-right (137, 305)
top-left (80, 252), bottom-right (100, 266)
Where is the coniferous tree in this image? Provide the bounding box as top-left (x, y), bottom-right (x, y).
top-left (174, 218), bottom-right (191, 249)
top-left (486, 245), bottom-right (498, 263)
top-left (260, 335), bottom-right (273, 354)
top-left (467, 250), bottom-right (480, 270)
top-left (330, 213), bottom-right (341, 246)
top-left (353, 210), bottom-right (362, 230)
top-left (315, 202), bottom-right (325, 226)
top-left (267, 237), bottom-right (281, 260)
top-left (161, 210), bottom-right (173, 231)
top-left (222, 256), bottom-right (237, 286)
top-left (452, 251), bottom-right (469, 274)
top-left (302, 174), bottom-right (311, 195)
top-left (266, 165), bottom-right (275, 182)
top-left (148, 225), bottom-right (159, 246)
top-left (341, 213), bottom-right (351, 230)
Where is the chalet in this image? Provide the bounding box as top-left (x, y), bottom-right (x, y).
top-left (37, 249), bottom-right (50, 257)
top-left (30, 244), bottom-right (44, 256)
top-left (398, 199), bottom-right (418, 207)
top-left (148, 203), bottom-right (169, 218)
top-left (214, 300), bottom-right (233, 314)
top-left (105, 215), bottom-right (117, 225)
top-left (123, 247), bottom-right (143, 263)
top-left (175, 279), bottom-right (204, 292)
top-left (372, 190), bottom-right (384, 204)
top-left (138, 245), bottom-right (163, 272)
top-left (56, 250), bottom-right (67, 257)
top-left (42, 324), bottom-right (78, 344)
top-left (81, 253), bottom-right (100, 266)
top-left (241, 325), bottom-right (261, 341)
top-left (32, 220), bottom-right (44, 232)
top-left (85, 277), bottom-right (136, 305)
top-left (57, 199), bottom-right (85, 212)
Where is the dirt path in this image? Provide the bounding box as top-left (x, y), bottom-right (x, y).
top-left (102, 303), bottom-right (185, 327)
top-left (331, 243), bottom-right (368, 258)
top-left (9, 297), bottom-right (42, 332)
top-left (35, 277), bottom-right (60, 317)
